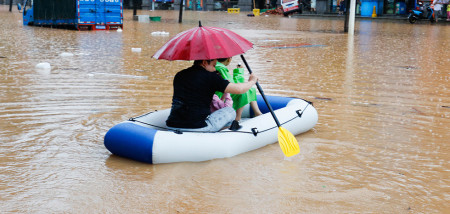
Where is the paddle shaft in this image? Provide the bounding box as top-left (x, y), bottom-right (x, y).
top-left (240, 55), bottom-right (281, 128)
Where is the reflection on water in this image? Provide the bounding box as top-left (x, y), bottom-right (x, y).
top-left (1, 6), bottom-right (449, 213)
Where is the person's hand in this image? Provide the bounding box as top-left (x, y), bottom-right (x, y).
top-left (248, 73), bottom-right (258, 84)
top-left (221, 93), bottom-right (228, 101)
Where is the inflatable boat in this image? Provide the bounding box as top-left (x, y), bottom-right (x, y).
top-left (104, 95), bottom-right (318, 164)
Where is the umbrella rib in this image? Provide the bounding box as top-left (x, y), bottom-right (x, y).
top-left (153, 29), bottom-right (192, 60)
top-left (153, 26), bottom-right (253, 61)
top-left (212, 27), bottom-right (252, 58)
top-left (222, 27), bottom-right (252, 56)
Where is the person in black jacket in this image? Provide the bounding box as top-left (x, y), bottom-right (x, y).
top-left (166, 59), bottom-right (258, 132)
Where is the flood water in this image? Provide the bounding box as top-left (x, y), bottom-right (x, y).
top-left (1, 5), bottom-right (449, 213)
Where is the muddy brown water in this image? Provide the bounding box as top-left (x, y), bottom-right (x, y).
top-left (1, 6), bottom-right (449, 213)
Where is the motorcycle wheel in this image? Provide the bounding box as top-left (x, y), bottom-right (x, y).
top-left (409, 16), bottom-right (417, 24)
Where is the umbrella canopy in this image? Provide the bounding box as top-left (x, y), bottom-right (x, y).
top-left (153, 23), bottom-right (253, 61)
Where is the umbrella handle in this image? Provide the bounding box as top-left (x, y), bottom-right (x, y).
top-left (240, 55), bottom-right (281, 127)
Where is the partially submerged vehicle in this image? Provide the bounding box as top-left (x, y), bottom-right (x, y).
top-left (281, 0), bottom-right (301, 16)
top-left (22, 0), bottom-right (123, 30)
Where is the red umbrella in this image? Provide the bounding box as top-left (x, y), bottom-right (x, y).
top-left (153, 22), bottom-right (300, 157)
top-left (152, 22), bottom-right (253, 61)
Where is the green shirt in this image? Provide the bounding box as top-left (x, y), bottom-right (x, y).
top-left (215, 62), bottom-right (257, 110)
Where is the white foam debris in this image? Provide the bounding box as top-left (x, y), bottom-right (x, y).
top-left (35, 62), bottom-right (51, 74)
top-left (35, 62), bottom-right (51, 70)
top-left (151, 31), bottom-right (170, 36)
top-left (117, 28), bottom-right (123, 32)
top-left (131, 48), bottom-right (142, 52)
top-left (59, 52), bottom-right (74, 57)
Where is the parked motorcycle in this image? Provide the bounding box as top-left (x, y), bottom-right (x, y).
top-left (408, 2), bottom-right (435, 24)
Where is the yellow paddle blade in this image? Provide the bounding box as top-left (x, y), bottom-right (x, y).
top-left (278, 127), bottom-right (300, 157)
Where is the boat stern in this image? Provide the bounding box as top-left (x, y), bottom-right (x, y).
top-left (104, 122), bottom-right (157, 163)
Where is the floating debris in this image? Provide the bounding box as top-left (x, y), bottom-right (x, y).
top-left (35, 62), bottom-right (51, 74)
top-left (395, 65), bottom-right (419, 70)
top-left (0, 56), bottom-right (6, 58)
top-left (151, 31), bottom-right (169, 36)
top-left (35, 62), bottom-right (51, 70)
top-left (261, 7), bottom-right (284, 15)
top-left (131, 48), bottom-right (142, 53)
top-left (442, 106), bottom-right (450, 108)
top-left (59, 52), bottom-right (74, 57)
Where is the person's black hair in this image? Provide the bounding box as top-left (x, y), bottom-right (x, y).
top-left (193, 59), bottom-right (213, 65)
top-left (217, 58), bottom-right (229, 62)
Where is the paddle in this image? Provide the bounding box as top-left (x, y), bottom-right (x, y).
top-left (240, 55), bottom-right (300, 157)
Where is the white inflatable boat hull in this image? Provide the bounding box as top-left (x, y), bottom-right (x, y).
top-left (104, 95), bottom-right (318, 164)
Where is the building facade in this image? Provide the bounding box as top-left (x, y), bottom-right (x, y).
top-left (2, 0), bottom-right (419, 16)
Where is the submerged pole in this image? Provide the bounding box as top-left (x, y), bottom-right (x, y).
top-left (178, 0), bottom-right (184, 23)
top-left (9, 0), bottom-right (13, 12)
top-left (344, 0), bottom-right (350, 32)
top-left (348, 0), bottom-right (356, 35)
top-left (133, 0), bottom-right (137, 16)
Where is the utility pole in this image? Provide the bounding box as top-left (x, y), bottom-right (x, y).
top-left (348, 0), bottom-right (356, 35)
top-left (9, 0), bottom-right (13, 12)
top-left (344, 0), bottom-right (356, 34)
top-left (344, 0), bottom-right (350, 32)
top-left (178, 0), bottom-right (184, 23)
top-left (133, 0), bottom-right (138, 16)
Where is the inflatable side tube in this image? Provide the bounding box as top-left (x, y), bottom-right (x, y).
top-left (256, 95), bottom-right (297, 114)
top-left (104, 122), bottom-right (156, 164)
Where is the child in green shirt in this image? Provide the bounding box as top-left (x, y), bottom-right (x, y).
top-left (215, 57), bottom-right (262, 121)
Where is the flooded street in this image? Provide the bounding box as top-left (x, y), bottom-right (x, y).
top-left (1, 5), bottom-right (449, 213)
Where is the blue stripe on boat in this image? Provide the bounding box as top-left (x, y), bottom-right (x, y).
top-left (104, 123), bottom-right (156, 164)
top-left (256, 95), bottom-right (294, 114)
